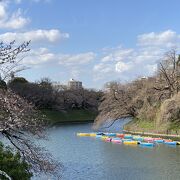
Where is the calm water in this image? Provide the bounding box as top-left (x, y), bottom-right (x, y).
top-left (35, 119), bottom-right (180, 180)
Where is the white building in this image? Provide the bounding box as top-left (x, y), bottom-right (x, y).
top-left (68, 78), bottom-right (82, 90)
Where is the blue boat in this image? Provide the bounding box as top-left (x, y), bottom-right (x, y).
top-left (122, 139), bottom-right (132, 142)
top-left (139, 142), bottom-right (155, 147)
top-left (124, 135), bottom-right (133, 139)
top-left (154, 139), bottom-right (164, 143)
top-left (106, 133), bottom-right (116, 137)
top-left (164, 141), bottom-right (177, 145)
top-left (133, 137), bottom-right (144, 141)
top-left (96, 135), bottom-right (103, 138)
top-left (112, 137), bottom-right (122, 140)
top-left (96, 132), bottom-right (105, 135)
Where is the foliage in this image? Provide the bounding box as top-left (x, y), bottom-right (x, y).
top-left (0, 89), bottom-right (62, 178)
top-left (94, 49), bottom-right (180, 133)
top-left (9, 77), bottom-right (28, 84)
top-left (0, 80), bottom-right (7, 90)
top-left (0, 41), bottom-right (62, 179)
top-left (0, 41), bottom-right (30, 81)
top-left (8, 77), bottom-right (103, 111)
top-left (0, 142), bottom-right (32, 180)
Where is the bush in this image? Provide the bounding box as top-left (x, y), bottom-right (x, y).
top-left (0, 142), bottom-right (32, 180)
top-left (0, 80), bottom-right (7, 90)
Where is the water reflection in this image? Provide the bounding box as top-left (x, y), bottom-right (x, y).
top-left (33, 119), bottom-right (180, 180)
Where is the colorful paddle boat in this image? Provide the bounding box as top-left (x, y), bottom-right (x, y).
top-left (104, 138), bottom-right (112, 142)
top-left (139, 142), bottom-right (155, 147)
top-left (154, 139), bottom-right (164, 143)
top-left (144, 137), bottom-right (154, 142)
top-left (133, 136), bottom-right (144, 141)
top-left (123, 141), bottom-right (138, 145)
top-left (116, 133), bottom-right (125, 138)
top-left (77, 133), bottom-right (90, 136)
top-left (176, 142), bottom-right (180, 145)
top-left (96, 135), bottom-right (103, 138)
top-left (124, 134), bottom-right (133, 139)
top-left (108, 133), bottom-right (117, 137)
top-left (164, 141), bottom-right (177, 145)
top-left (111, 138), bottom-right (122, 144)
top-left (122, 139), bottom-right (132, 142)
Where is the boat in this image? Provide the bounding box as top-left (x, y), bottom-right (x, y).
top-left (144, 139), bottom-right (154, 143)
top-left (101, 136), bottom-right (109, 140)
top-left (176, 142), bottom-right (180, 145)
top-left (96, 135), bottom-right (103, 138)
top-left (153, 138), bottom-right (162, 140)
top-left (116, 133), bottom-right (125, 138)
top-left (163, 139), bottom-right (172, 143)
top-left (122, 139), bottom-right (132, 142)
top-left (96, 132), bottom-right (106, 136)
top-left (133, 136), bottom-right (144, 141)
top-left (123, 141), bottom-right (138, 145)
top-left (111, 138), bottom-right (122, 144)
top-left (77, 133), bottom-right (90, 136)
top-left (106, 133), bottom-right (117, 137)
top-left (164, 141), bottom-right (177, 145)
top-left (139, 142), bottom-right (155, 147)
top-left (124, 134), bottom-right (133, 139)
top-left (89, 133), bottom-right (97, 137)
top-left (104, 138), bottom-right (112, 142)
top-left (154, 139), bottom-right (164, 143)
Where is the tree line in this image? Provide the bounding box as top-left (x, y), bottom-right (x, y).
top-left (8, 77), bottom-right (103, 112)
top-left (0, 40), bottom-right (102, 179)
top-left (0, 41), bottom-right (62, 179)
top-left (94, 49), bottom-right (180, 134)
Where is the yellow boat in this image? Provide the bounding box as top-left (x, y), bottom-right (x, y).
top-left (77, 133), bottom-right (90, 136)
top-left (123, 141), bottom-right (138, 145)
top-left (177, 142), bottom-right (180, 145)
top-left (90, 133), bottom-right (97, 137)
top-left (101, 136), bottom-right (109, 140)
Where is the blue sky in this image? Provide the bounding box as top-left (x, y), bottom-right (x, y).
top-left (1, 0), bottom-right (180, 89)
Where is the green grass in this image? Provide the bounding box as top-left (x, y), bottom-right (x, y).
top-left (124, 118), bottom-right (155, 131)
top-left (124, 118), bottom-right (180, 135)
top-left (41, 109), bottom-right (97, 124)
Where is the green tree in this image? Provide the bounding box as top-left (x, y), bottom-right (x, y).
top-left (0, 142), bottom-right (32, 180)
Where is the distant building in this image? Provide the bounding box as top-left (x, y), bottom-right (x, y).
top-left (68, 78), bottom-right (82, 90)
top-left (52, 81), bottom-right (67, 91)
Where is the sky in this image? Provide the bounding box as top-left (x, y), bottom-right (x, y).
top-left (1, 0), bottom-right (180, 89)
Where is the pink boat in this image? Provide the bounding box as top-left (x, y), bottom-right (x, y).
top-left (144, 138), bottom-right (154, 142)
top-left (111, 139), bottom-right (122, 144)
top-left (105, 138), bottom-right (112, 142)
top-left (153, 138), bottom-right (162, 140)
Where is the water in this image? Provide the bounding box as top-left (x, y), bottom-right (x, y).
top-left (35, 119), bottom-right (180, 180)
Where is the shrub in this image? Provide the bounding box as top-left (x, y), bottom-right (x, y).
top-left (0, 142), bottom-right (32, 180)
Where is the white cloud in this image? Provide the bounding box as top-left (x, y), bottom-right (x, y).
top-left (145, 64), bottom-right (158, 75)
top-left (0, 3), bottom-right (29, 29)
top-left (17, 29), bottom-right (180, 88)
top-left (0, 3), bottom-right (6, 20)
top-left (22, 49), bottom-right (96, 80)
top-left (58, 52), bottom-right (95, 66)
top-left (137, 30), bottom-right (178, 48)
top-left (115, 61), bottom-right (132, 73)
top-left (93, 29), bottom-right (180, 84)
top-left (93, 63), bottom-right (113, 73)
top-left (22, 49), bottom-right (95, 67)
top-left (22, 48), bottom-right (55, 65)
top-left (0, 29), bottom-right (69, 43)
top-left (14, 0), bottom-right (52, 3)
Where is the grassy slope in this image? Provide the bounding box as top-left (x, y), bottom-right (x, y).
top-left (124, 118), bottom-right (155, 132)
top-left (124, 118), bottom-right (180, 134)
top-left (42, 109), bottom-right (97, 124)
